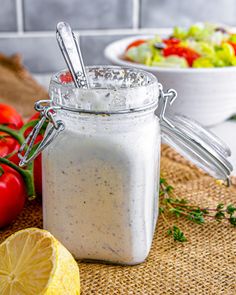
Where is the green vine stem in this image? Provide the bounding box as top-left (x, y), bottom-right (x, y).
top-left (0, 125), bottom-right (25, 144)
top-left (0, 119), bottom-right (43, 145)
top-left (0, 120), bottom-right (44, 200)
top-left (19, 120), bottom-right (41, 134)
top-left (0, 166), bottom-right (4, 177)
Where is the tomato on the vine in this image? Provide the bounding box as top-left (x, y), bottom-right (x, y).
top-left (24, 113), bottom-right (43, 145)
top-left (0, 164), bottom-right (26, 228)
top-left (0, 112), bottom-right (44, 198)
top-left (0, 107), bottom-right (44, 228)
top-left (0, 132), bottom-right (20, 164)
top-left (0, 104), bottom-right (23, 129)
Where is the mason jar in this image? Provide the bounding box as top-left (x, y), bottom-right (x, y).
top-left (43, 67), bottom-right (161, 265)
top-left (19, 66), bottom-right (233, 265)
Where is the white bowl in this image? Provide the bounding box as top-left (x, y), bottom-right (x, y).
top-left (104, 35), bottom-right (236, 126)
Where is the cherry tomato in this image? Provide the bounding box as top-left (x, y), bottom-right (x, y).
top-left (24, 113), bottom-right (44, 145)
top-left (163, 38), bottom-right (180, 46)
top-left (0, 164), bottom-right (26, 228)
top-left (0, 104), bottom-right (24, 130)
top-left (126, 39), bottom-right (146, 51)
top-left (163, 46), bottom-right (200, 66)
top-left (0, 132), bottom-right (20, 164)
top-left (28, 113), bottom-right (41, 122)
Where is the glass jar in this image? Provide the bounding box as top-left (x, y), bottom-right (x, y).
top-left (19, 66), bottom-right (233, 265)
top-left (44, 67), bottom-right (160, 265)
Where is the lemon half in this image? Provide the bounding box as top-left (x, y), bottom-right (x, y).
top-left (0, 228), bottom-right (80, 295)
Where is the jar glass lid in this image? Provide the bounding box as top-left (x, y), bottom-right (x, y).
top-left (159, 87), bottom-right (233, 183)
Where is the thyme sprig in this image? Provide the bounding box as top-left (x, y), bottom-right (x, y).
top-left (159, 177), bottom-right (236, 242)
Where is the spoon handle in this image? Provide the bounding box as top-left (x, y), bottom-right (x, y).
top-left (56, 22), bottom-right (89, 88)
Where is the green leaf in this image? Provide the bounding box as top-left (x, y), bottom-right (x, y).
top-left (159, 207), bottom-right (165, 214)
top-left (178, 199), bottom-right (188, 204)
top-left (168, 197), bottom-right (188, 205)
top-left (188, 212), bottom-right (205, 224)
top-left (217, 203), bottom-right (224, 211)
top-left (202, 208), bottom-right (209, 214)
top-left (169, 207), bottom-right (182, 217)
top-left (226, 204), bottom-right (236, 216)
top-left (172, 226), bottom-right (187, 242)
top-left (215, 211), bottom-right (225, 221)
top-left (159, 191), bottom-right (165, 197)
top-left (160, 178), bottom-right (166, 184)
top-left (0, 165), bottom-right (4, 177)
top-left (166, 185), bottom-right (174, 192)
top-left (167, 228), bottom-right (172, 236)
top-left (229, 217), bottom-right (236, 226)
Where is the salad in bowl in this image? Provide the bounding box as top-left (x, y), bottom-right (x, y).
top-left (104, 23), bottom-right (236, 126)
top-left (124, 23), bottom-right (236, 68)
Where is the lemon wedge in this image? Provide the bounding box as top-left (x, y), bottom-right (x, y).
top-left (0, 228), bottom-right (80, 295)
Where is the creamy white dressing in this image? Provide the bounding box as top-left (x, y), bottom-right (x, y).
top-left (42, 67), bottom-right (160, 264)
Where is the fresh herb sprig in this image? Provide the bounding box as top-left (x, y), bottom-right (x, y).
top-left (159, 177), bottom-right (236, 242)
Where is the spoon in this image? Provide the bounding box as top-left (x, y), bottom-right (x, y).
top-left (56, 22), bottom-right (89, 88)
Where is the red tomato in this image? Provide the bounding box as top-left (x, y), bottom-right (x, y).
top-left (24, 113), bottom-right (43, 197)
top-left (163, 38), bottom-right (180, 46)
top-left (227, 41), bottom-right (236, 55)
top-left (0, 132), bottom-right (20, 164)
top-left (28, 113), bottom-right (41, 122)
top-left (0, 113), bottom-right (42, 167)
top-left (0, 104), bottom-right (24, 129)
top-left (24, 113), bottom-right (44, 146)
top-left (126, 39), bottom-right (146, 51)
top-left (0, 164), bottom-right (26, 228)
top-left (163, 46), bottom-right (200, 66)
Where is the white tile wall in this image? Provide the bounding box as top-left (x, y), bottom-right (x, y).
top-left (0, 0), bottom-right (236, 72)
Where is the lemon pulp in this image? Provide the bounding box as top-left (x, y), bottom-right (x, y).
top-left (0, 228), bottom-right (80, 295)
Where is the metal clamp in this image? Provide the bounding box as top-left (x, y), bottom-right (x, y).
top-left (158, 83), bottom-right (177, 128)
top-left (18, 84), bottom-right (176, 167)
top-left (18, 100), bottom-right (65, 167)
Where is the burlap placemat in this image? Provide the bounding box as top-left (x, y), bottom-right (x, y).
top-left (0, 145), bottom-right (236, 295)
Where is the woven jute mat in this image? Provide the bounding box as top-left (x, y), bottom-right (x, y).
top-left (0, 145), bottom-right (236, 295)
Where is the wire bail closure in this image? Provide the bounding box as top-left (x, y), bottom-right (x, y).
top-left (18, 84), bottom-right (176, 167)
top-left (157, 84), bottom-right (232, 186)
top-left (158, 83), bottom-right (177, 128)
top-left (18, 100), bottom-right (65, 167)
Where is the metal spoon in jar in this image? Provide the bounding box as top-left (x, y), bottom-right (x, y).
top-left (56, 21), bottom-right (89, 88)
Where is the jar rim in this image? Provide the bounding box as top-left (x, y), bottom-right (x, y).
top-left (50, 66), bottom-right (159, 114)
top-left (51, 65), bottom-right (158, 90)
